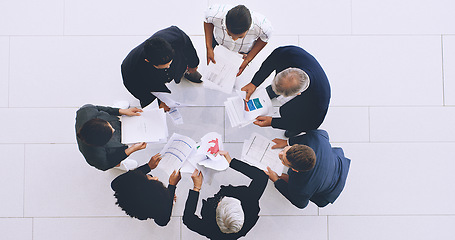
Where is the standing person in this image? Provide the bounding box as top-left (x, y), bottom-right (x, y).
top-left (204, 4), bottom-right (273, 77)
top-left (122, 26), bottom-right (201, 109)
top-left (75, 104), bottom-right (145, 171)
top-left (183, 151), bottom-right (268, 239)
top-left (243, 45), bottom-right (331, 137)
top-left (111, 153), bottom-right (181, 226)
top-left (265, 129), bottom-right (350, 209)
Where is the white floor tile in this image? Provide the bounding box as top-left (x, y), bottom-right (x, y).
top-left (370, 107), bottom-right (455, 142)
top-left (0, 145), bottom-right (25, 217)
top-left (0, 108), bottom-right (76, 144)
top-left (0, 0), bottom-right (63, 35)
top-left (443, 35), bottom-right (455, 105)
top-left (320, 107), bottom-right (370, 143)
top-left (0, 218), bottom-right (32, 240)
top-left (9, 36), bottom-right (144, 108)
top-left (353, 0), bottom-right (455, 34)
top-left (64, 0), bottom-right (208, 35)
top-left (320, 142), bottom-right (455, 215)
top-left (0, 37), bottom-right (9, 107)
top-left (212, 0), bottom-right (351, 35)
top-left (299, 36), bottom-right (443, 106)
top-left (33, 217), bottom-right (181, 240)
top-left (24, 144), bottom-right (124, 217)
top-left (329, 216), bottom-right (455, 240)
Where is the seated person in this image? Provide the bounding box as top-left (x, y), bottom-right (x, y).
top-left (122, 26), bottom-right (201, 110)
top-left (243, 46), bottom-right (331, 138)
top-left (265, 129), bottom-right (351, 209)
top-left (204, 4), bottom-right (273, 76)
top-left (75, 104), bottom-right (145, 171)
top-left (111, 153), bottom-right (181, 226)
top-left (183, 151), bottom-right (268, 239)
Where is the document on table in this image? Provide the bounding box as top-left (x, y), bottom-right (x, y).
top-left (201, 46), bottom-right (243, 94)
top-left (241, 133), bottom-right (284, 174)
top-left (121, 108), bottom-right (168, 144)
top-left (225, 88), bottom-right (273, 127)
top-left (159, 133), bottom-right (197, 176)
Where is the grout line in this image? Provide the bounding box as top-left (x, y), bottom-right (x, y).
top-left (63, 0), bottom-right (66, 36)
top-left (327, 216), bottom-right (330, 240)
top-left (23, 144), bottom-right (26, 218)
top-left (350, 0), bottom-right (353, 35)
top-left (7, 36), bottom-right (11, 108)
top-left (31, 217), bottom-right (34, 240)
top-left (441, 35), bottom-right (446, 106)
top-left (368, 107), bottom-right (371, 142)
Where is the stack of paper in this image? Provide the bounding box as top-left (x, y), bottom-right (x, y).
top-left (121, 108), bottom-right (168, 144)
top-left (225, 89), bottom-right (273, 127)
top-left (159, 133), bottom-right (197, 176)
top-left (201, 46), bottom-right (243, 94)
top-left (241, 133), bottom-right (284, 174)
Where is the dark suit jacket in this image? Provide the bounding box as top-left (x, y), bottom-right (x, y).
top-left (274, 129), bottom-right (350, 209)
top-left (251, 45), bottom-right (331, 132)
top-left (111, 164), bottom-right (176, 226)
top-left (183, 159), bottom-right (268, 240)
top-left (75, 104), bottom-right (128, 171)
top-left (122, 26), bottom-right (199, 108)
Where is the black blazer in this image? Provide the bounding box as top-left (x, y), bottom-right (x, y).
top-left (183, 159), bottom-right (268, 240)
top-left (251, 45), bottom-right (331, 132)
top-left (122, 26), bottom-right (200, 108)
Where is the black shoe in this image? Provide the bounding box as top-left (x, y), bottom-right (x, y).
top-left (285, 130), bottom-right (302, 138)
top-left (184, 71), bottom-right (202, 83)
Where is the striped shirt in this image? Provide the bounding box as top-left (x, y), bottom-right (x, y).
top-left (204, 4), bottom-right (273, 53)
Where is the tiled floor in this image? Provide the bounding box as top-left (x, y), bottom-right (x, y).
top-left (1, 0), bottom-right (455, 239)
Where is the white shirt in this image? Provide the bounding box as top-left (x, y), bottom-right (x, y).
top-left (204, 4), bottom-right (273, 53)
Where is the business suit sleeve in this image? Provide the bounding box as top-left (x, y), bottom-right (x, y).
top-left (230, 159), bottom-right (268, 200)
top-left (94, 105), bottom-right (121, 116)
top-left (250, 48), bottom-right (281, 87)
top-left (183, 190), bottom-right (210, 236)
top-left (97, 147), bottom-right (128, 171)
top-left (180, 30), bottom-right (200, 68)
top-left (274, 179), bottom-right (311, 209)
top-left (154, 184), bottom-right (176, 227)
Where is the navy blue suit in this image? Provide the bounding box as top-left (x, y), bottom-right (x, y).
top-left (122, 26), bottom-right (199, 108)
top-left (274, 129), bottom-right (350, 209)
top-left (251, 46), bottom-right (331, 132)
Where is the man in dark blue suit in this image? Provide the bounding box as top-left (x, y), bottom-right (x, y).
top-left (241, 45), bottom-right (331, 137)
top-left (265, 129), bottom-right (350, 209)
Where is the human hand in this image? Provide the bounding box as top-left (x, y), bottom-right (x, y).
top-left (240, 83), bottom-right (257, 101)
top-left (119, 107), bottom-right (143, 116)
top-left (159, 102), bottom-right (170, 112)
top-left (206, 48), bottom-right (216, 65)
top-left (237, 59), bottom-right (249, 76)
top-left (187, 66), bottom-right (198, 74)
top-left (169, 169), bottom-right (182, 186)
top-left (279, 173), bottom-right (289, 183)
top-left (253, 116), bottom-right (272, 127)
top-left (217, 150), bottom-right (232, 164)
top-left (131, 142), bottom-right (147, 151)
top-left (148, 153), bottom-right (162, 170)
top-left (264, 166), bottom-right (279, 182)
top-left (191, 169), bottom-right (203, 191)
top-left (271, 138), bottom-right (288, 149)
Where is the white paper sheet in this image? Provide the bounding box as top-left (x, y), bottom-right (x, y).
top-left (225, 88), bottom-right (273, 128)
top-left (121, 108), bottom-right (168, 144)
top-left (151, 91), bottom-right (186, 108)
top-left (201, 46), bottom-right (243, 94)
top-left (242, 133), bottom-right (284, 174)
top-left (158, 133), bottom-right (196, 176)
top-left (168, 108), bottom-right (184, 125)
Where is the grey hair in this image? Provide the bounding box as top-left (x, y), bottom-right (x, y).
top-left (272, 67), bottom-right (310, 97)
top-left (215, 197), bottom-right (244, 234)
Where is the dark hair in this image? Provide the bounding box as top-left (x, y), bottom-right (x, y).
top-left (113, 169), bottom-right (171, 220)
top-left (286, 144), bottom-right (316, 171)
top-left (226, 5), bottom-right (252, 35)
top-left (144, 37), bottom-right (175, 65)
top-left (77, 118), bottom-right (113, 146)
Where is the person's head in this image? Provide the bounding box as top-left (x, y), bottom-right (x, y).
top-left (272, 68), bottom-right (310, 97)
top-left (225, 5), bottom-right (252, 40)
top-left (279, 144), bottom-right (316, 172)
top-left (216, 196), bottom-right (245, 234)
top-left (113, 169), bottom-right (171, 220)
top-left (77, 118), bottom-right (114, 146)
top-left (143, 37), bottom-right (175, 68)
